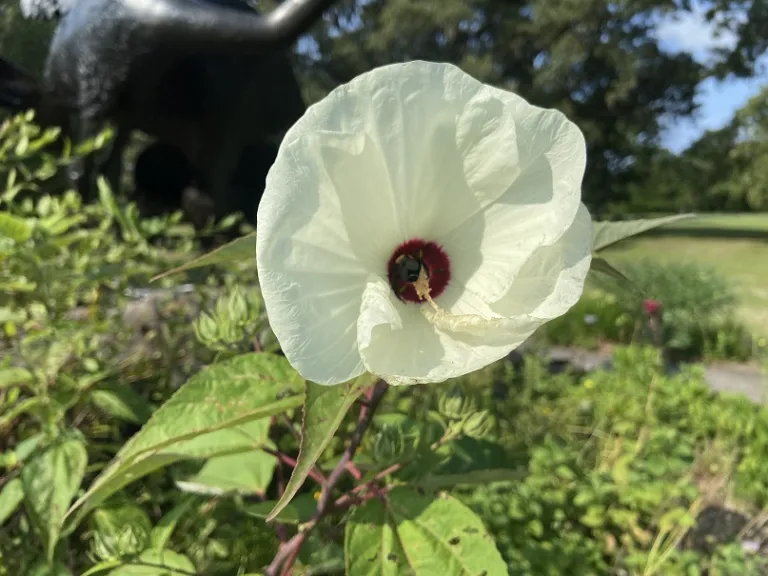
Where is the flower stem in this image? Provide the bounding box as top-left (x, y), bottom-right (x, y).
top-left (263, 446), bottom-right (328, 486)
top-left (264, 378), bottom-right (389, 576)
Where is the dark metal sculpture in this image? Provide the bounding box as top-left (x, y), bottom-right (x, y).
top-left (0, 0), bottom-right (337, 223)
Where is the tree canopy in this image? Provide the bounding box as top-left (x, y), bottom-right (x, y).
top-left (1, 0), bottom-right (767, 214)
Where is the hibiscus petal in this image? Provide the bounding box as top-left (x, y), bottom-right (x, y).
top-left (358, 277), bottom-right (534, 385)
top-left (256, 135), bottom-right (370, 385)
top-left (422, 205), bottom-right (592, 346)
top-left (439, 100), bottom-right (587, 304)
top-left (491, 203), bottom-right (593, 319)
top-left (280, 61), bottom-right (527, 245)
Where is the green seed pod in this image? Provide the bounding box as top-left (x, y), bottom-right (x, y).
top-left (194, 311), bottom-right (219, 345)
top-left (462, 410), bottom-right (494, 439)
top-left (227, 287), bottom-right (249, 324)
top-left (438, 388), bottom-right (477, 421)
top-left (89, 505), bottom-right (152, 561)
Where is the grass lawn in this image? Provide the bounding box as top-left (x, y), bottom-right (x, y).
top-left (601, 213), bottom-right (768, 335)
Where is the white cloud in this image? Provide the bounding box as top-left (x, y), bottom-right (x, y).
top-left (655, 5), bottom-right (741, 60)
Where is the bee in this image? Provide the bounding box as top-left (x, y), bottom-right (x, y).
top-left (394, 252), bottom-right (426, 283)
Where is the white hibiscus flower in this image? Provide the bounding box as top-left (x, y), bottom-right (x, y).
top-left (256, 60), bottom-right (592, 386)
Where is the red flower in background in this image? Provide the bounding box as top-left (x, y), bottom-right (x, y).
top-left (643, 299), bottom-right (662, 315)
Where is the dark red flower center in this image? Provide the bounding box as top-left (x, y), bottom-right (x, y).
top-left (387, 239), bottom-right (451, 304)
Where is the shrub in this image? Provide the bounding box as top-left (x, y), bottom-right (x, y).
top-left (457, 346), bottom-right (768, 574)
top-left (542, 259), bottom-right (754, 362)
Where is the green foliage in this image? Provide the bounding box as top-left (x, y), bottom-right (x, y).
top-left (545, 259), bottom-right (755, 362)
top-left (267, 376), bottom-right (372, 521)
top-left (598, 259), bottom-right (744, 356)
top-left (345, 488), bottom-right (508, 575)
top-left (0, 112), bottom-right (279, 575)
top-left (67, 353), bottom-right (303, 527)
top-left (22, 435), bottom-right (88, 562)
top-left (193, 285), bottom-right (272, 356)
top-left (458, 347), bottom-right (768, 574)
top-left (153, 232), bottom-right (257, 281)
top-left (591, 215), bottom-right (696, 252)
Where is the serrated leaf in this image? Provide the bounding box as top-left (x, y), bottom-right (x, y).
top-left (65, 353), bottom-right (303, 529)
top-left (178, 446), bottom-right (277, 496)
top-left (21, 437), bottom-right (88, 562)
top-left (0, 366), bottom-right (34, 389)
top-left (345, 498), bottom-right (407, 576)
top-left (592, 214), bottom-right (695, 252)
top-left (0, 477), bottom-right (24, 526)
top-left (150, 496), bottom-right (197, 550)
top-left (106, 549), bottom-right (196, 575)
top-left (245, 493), bottom-right (317, 525)
top-left (589, 257), bottom-right (643, 295)
top-left (0, 211), bottom-right (32, 242)
top-left (266, 375), bottom-right (374, 521)
top-left (346, 487), bottom-right (507, 575)
top-left (421, 438), bottom-right (523, 489)
top-left (151, 232), bottom-right (256, 281)
top-left (89, 384), bottom-right (153, 425)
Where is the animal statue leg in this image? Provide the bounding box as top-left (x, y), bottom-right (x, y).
top-left (199, 126), bottom-right (248, 224)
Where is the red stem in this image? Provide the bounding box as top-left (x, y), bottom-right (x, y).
top-left (264, 379), bottom-right (389, 576)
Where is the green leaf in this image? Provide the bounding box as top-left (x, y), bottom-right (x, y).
top-left (245, 493), bottom-right (317, 525)
top-left (65, 353), bottom-right (303, 529)
top-left (21, 437), bottom-right (88, 562)
top-left (421, 438), bottom-right (523, 489)
top-left (0, 397), bottom-right (45, 429)
top-left (150, 496), bottom-right (198, 551)
top-left (0, 211), bottom-right (32, 242)
top-left (0, 477), bottom-right (24, 526)
top-left (97, 177), bottom-right (140, 242)
top-left (106, 549), bottom-right (197, 575)
top-left (346, 487), bottom-right (507, 575)
top-left (266, 375), bottom-right (374, 521)
top-left (588, 257), bottom-right (643, 295)
top-left (81, 560), bottom-right (123, 576)
top-left (151, 232), bottom-right (256, 281)
top-left (89, 384), bottom-right (153, 425)
top-left (345, 498), bottom-right (407, 576)
top-left (0, 366), bottom-right (34, 389)
top-left (298, 533), bottom-right (345, 575)
top-left (592, 214), bottom-right (695, 252)
top-left (177, 445), bottom-right (277, 496)
top-left (27, 561), bottom-right (73, 576)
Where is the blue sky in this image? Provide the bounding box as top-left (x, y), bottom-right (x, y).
top-left (655, 5), bottom-right (767, 152)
